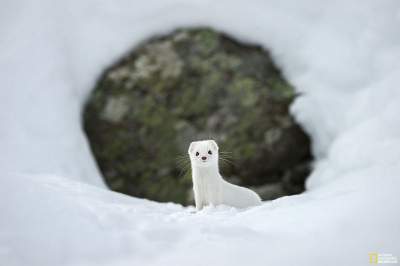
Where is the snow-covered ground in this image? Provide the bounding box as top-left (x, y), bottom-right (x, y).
top-left (1, 0), bottom-right (399, 265)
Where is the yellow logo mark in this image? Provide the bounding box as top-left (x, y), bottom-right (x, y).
top-left (369, 253), bottom-right (378, 264)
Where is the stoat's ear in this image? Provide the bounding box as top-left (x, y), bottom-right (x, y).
top-left (188, 142), bottom-right (196, 154)
top-left (209, 140), bottom-right (219, 151)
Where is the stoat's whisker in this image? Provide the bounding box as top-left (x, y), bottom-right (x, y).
top-left (219, 158), bottom-right (234, 167)
top-left (176, 157), bottom-right (191, 177)
top-left (176, 157), bottom-right (189, 163)
top-left (219, 155), bottom-right (234, 160)
top-left (176, 158), bottom-right (190, 165)
top-left (177, 161), bottom-right (191, 169)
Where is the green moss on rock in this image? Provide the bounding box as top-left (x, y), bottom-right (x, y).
top-left (83, 28), bottom-right (312, 204)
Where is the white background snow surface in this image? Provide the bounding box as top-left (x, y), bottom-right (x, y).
top-left (1, 0), bottom-right (400, 265)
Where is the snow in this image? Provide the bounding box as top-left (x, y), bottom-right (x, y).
top-left (1, 0), bottom-right (400, 265)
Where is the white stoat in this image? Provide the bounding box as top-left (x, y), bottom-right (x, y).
top-left (188, 140), bottom-right (262, 210)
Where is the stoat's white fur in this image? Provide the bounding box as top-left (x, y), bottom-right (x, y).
top-left (188, 140), bottom-right (261, 210)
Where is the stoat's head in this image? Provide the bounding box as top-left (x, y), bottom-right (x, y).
top-left (188, 140), bottom-right (219, 168)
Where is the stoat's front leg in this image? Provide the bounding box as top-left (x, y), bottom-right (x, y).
top-left (193, 184), bottom-right (205, 210)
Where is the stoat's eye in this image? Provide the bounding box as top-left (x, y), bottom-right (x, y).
top-left (208, 150), bottom-right (212, 155)
top-left (195, 152), bottom-right (199, 156)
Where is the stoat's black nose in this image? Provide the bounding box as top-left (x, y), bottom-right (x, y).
top-left (201, 156), bottom-right (207, 161)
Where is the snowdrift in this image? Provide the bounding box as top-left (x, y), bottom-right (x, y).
top-left (1, 0), bottom-right (399, 265)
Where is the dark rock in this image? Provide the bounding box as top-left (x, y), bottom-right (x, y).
top-left (83, 27), bottom-right (312, 205)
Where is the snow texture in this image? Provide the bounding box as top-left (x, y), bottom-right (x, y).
top-left (1, 0), bottom-right (399, 265)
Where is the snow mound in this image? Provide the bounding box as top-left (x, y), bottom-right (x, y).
top-left (1, 0), bottom-right (399, 265)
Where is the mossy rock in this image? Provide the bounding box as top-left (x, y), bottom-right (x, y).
top-left (83, 28), bottom-right (312, 204)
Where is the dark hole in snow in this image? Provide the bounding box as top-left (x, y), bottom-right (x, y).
top-left (83, 27), bottom-right (313, 205)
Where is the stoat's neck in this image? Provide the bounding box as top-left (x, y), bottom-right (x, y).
top-left (192, 164), bottom-right (220, 181)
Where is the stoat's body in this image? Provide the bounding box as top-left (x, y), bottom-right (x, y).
top-left (188, 140), bottom-right (262, 210)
